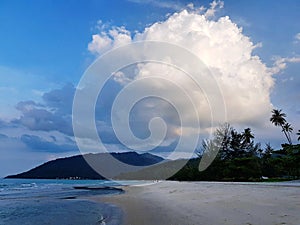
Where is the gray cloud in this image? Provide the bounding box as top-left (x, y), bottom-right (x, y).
top-left (14, 107), bottom-right (73, 136)
top-left (9, 83), bottom-right (129, 147)
top-left (20, 134), bottom-right (77, 153)
top-left (0, 119), bottom-right (9, 129)
top-left (43, 83), bottom-right (75, 115)
top-left (0, 133), bottom-right (8, 139)
top-left (16, 100), bottom-right (44, 111)
top-left (4, 78), bottom-right (202, 155)
top-left (13, 85), bottom-right (74, 136)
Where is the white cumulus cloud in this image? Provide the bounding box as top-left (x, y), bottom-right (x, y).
top-left (88, 24), bottom-right (132, 54)
top-left (271, 56), bottom-right (300, 74)
top-left (87, 4), bottom-right (287, 147)
top-left (294, 32), bottom-right (300, 42)
top-left (204, 0), bottom-right (224, 18)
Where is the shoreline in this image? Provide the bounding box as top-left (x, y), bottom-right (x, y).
top-left (92, 180), bottom-right (300, 225)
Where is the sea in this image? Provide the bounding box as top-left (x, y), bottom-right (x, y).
top-left (0, 178), bottom-right (141, 225)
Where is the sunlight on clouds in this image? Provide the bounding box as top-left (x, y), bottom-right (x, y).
top-left (88, 23), bottom-right (132, 54)
top-left (88, 4), bottom-right (277, 130)
top-left (88, 34), bottom-right (112, 54)
top-left (204, 0), bottom-right (224, 18)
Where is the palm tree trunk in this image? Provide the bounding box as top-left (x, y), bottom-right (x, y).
top-left (287, 132), bottom-right (292, 144)
top-left (281, 125), bottom-right (292, 145)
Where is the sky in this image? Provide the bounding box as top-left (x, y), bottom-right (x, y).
top-left (0, 0), bottom-right (300, 177)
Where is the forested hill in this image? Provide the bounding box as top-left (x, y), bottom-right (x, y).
top-left (5, 152), bottom-right (164, 179)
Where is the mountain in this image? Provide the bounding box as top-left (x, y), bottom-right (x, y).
top-left (5, 151), bottom-right (164, 180)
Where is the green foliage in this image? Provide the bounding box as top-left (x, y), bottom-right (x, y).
top-left (170, 156), bottom-right (263, 182)
top-left (223, 157), bottom-right (262, 181)
top-left (270, 109), bottom-right (287, 127)
top-left (203, 123), bottom-right (260, 160)
top-left (170, 123), bottom-right (300, 182)
top-left (282, 144), bottom-right (300, 178)
top-left (270, 109), bottom-right (293, 145)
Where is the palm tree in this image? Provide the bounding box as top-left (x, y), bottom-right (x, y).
top-left (297, 130), bottom-right (300, 142)
top-left (270, 109), bottom-right (291, 144)
top-left (242, 128), bottom-right (254, 144)
top-left (282, 123), bottom-right (293, 144)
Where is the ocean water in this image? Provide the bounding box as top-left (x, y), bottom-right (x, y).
top-left (0, 179), bottom-right (126, 225)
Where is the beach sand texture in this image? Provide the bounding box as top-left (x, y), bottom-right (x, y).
top-left (98, 181), bottom-right (300, 225)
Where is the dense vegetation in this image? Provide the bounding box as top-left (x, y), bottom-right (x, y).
top-left (170, 109), bottom-right (300, 181)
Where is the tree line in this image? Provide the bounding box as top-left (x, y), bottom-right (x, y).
top-left (170, 109), bottom-right (300, 181)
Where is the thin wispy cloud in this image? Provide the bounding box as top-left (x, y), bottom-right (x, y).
top-left (271, 56), bottom-right (300, 74)
top-left (127, 0), bottom-right (185, 11)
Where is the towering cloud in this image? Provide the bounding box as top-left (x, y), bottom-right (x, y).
top-left (88, 5), bottom-right (275, 133)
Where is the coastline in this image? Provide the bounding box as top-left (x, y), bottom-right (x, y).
top-left (94, 181), bottom-right (300, 225)
top-left (0, 178), bottom-right (124, 225)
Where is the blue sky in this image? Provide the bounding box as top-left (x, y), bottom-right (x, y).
top-left (0, 0), bottom-right (300, 177)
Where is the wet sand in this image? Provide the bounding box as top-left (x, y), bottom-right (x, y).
top-left (95, 181), bottom-right (300, 225)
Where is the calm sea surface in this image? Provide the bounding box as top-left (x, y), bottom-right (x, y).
top-left (0, 179), bottom-right (139, 225)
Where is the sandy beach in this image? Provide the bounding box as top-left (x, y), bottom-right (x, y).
top-left (96, 181), bottom-right (300, 225)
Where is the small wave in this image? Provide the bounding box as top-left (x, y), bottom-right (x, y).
top-left (20, 183), bottom-right (38, 188)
